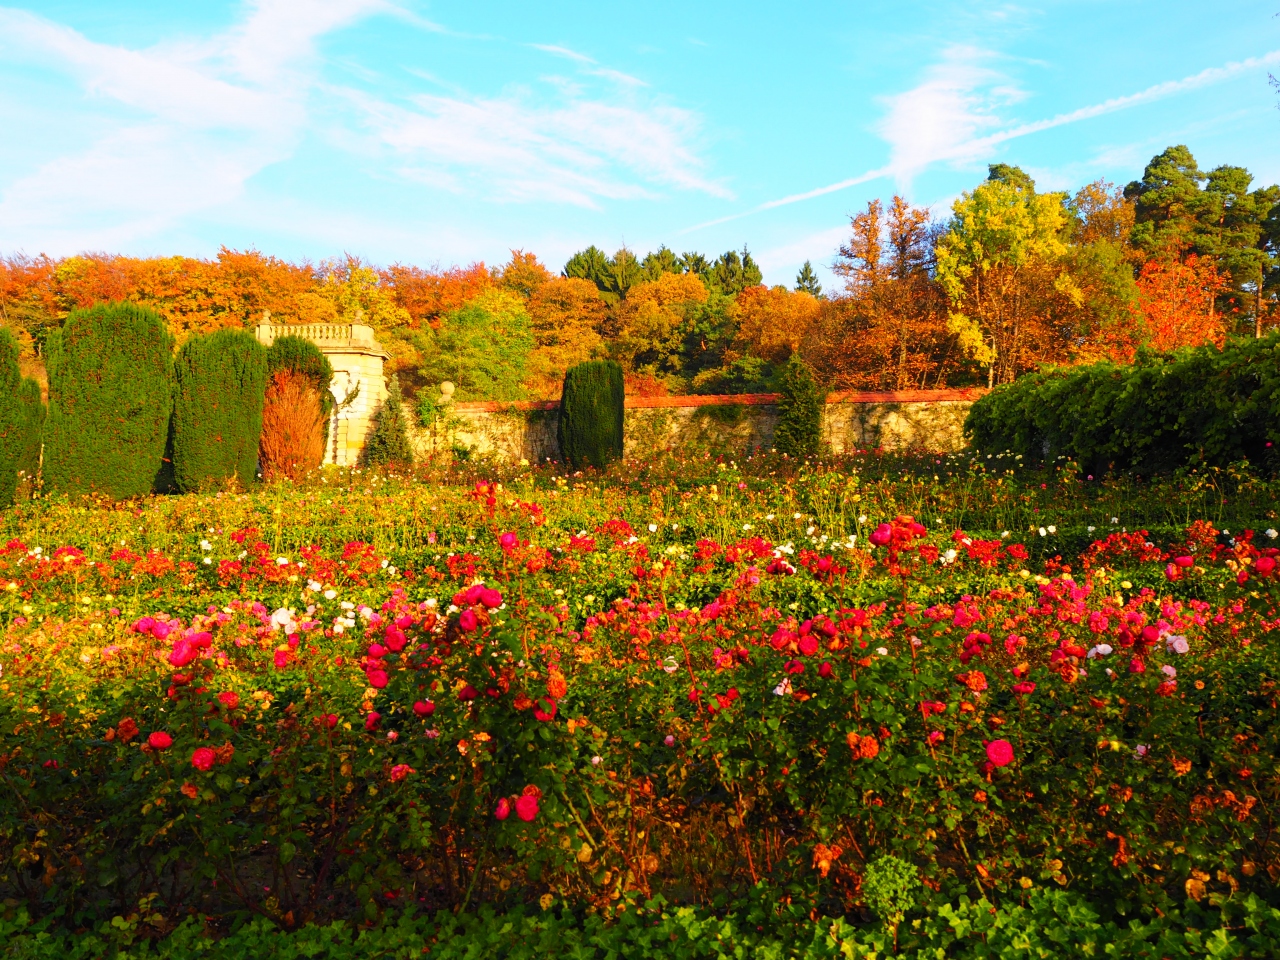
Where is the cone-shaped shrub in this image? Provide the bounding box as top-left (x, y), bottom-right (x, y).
top-left (361, 375), bottom-right (413, 470)
top-left (172, 329), bottom-right (267, 492)
top-left (773, 353), bottom-right (825, 457)
top-left (259, 370), bottom-right (326, 482)
top-left (0, 330), bottom-right (45, 504)
top-left (43, 302), bottom-right (173, 498)
top-left (558, 360), bottom-right (623, 470)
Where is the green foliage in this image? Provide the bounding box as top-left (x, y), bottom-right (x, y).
top-left (172, 329), bottom-right (267, 492)
top-left (360, 375), bottom-right (413, 470)
top-left (266, 335), bottom-right (334, 418)
top-left (965, 334), bottom-right (1280, 474)
top-left (43, 302), bottom-right (173, 498)
top-left (417, 289), bottom-right (532, 401)
top-left (558, 359), bottom-right (623, 469)
top-left (2, 891), bottom-right (1279, 959)
top-left (773, 354), bottom-right (825, 456)
top-left (707, 246), bottom-right (763, 295)
top-left (794, 260), bottom-right (822, 297)
top-left (0, 329), bottom-right (44, 504)
top-left (863, 854), bottom-right (920, 932)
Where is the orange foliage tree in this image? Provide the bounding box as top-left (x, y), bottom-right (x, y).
top-left (525, 277), bottom-right (607, 395)
top-left (1127, 254), bottom-right (1227, 357)
top-left (382, 263), bottom-right (493, 328)
top-left (731, 285), bottom-right (821, 364)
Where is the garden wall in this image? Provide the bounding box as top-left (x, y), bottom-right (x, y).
top-left (410, 389), bottom-right (981, 462)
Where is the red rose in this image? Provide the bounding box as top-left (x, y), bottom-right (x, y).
top-left (515, 794), bottom-right (539, 822)
top-left (534, 697), bottom-right (557, 721)
top-left (985, 739), bottom-right (1014, 767)
top-left (413, 700), bottom-right (435, 717)
top-left (458, 610), bottom-right (479, 632)
top-left (495, 797), bottom-right (511, 820)
top-left (364, 711), bottom-right (381, 731)
top-left (148, 731), bottom-right (172, 750)
top-left (191, 747), bottom-right (215, 772)
top-left (217, 691), bottom-right (239, 710)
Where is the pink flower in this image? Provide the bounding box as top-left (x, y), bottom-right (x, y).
top-left (1129, 657), bottom-right (1146, 674)
top-left (458, 684), bottom-right (479, 702)
top-left (797, 634), bottom-right (819, 657)
top-left (985, 739), bottom-right (1014, 768)
top-left (458, 609), bottom-right (479, 632)
top-left (1174, 555), bottom-right (1194, 568)
top-left (515, 794), bottom-right (539, 822)
top-left (364, 711), bottom-right (381, 731)
top-left (869, 523), bottom-right (892, 546)
top-left (1012, 681), bottom-right (1036, 696)
top-left (927, 731), bottom-right (944, 745)
top-left (366, 668), bottom-right (388, 689)
top-left (323, 713), bottom-right (339, 729)
top-left (495, 797), bottom-right (511, 820)
top-left (818, 661), bottom-right (833, 678)
top-left (191, 747), bottom-right (215, 772)
top-left (1256, 556), bottom-right (1276, 576)
top-left (383, 626), bottom-right (407, 652)
top-left (499, 532), bottom-right (518, 552)
top-left (273, 649), bottom-right (289, 669)
top-left (148, 731), bottom-right (172, 750)
top-left (664, 734), bottom-right (675, 747)
top-left (479, 588), bottom-right (503, 609)
top-left (413, 700), bottom-right (435, 717)
top-left (389, 763), bottom-right (414, 783)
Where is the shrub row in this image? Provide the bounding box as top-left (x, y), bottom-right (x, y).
top-left (964, 335), bottom-right (1280, 474)
top-left (3, 890), bottom-right (1279, 959)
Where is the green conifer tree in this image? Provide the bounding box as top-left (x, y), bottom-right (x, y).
top-left (361, 375), bottom-right (414, 470)
top-left (0, 329), bottom-right (45, 504)
top-left (558, 360), bottom-right (624, 470)
top-left (172, 328), bottom-right (268, 492)
top-left (43, 302), bottom-right (173, 498)
top-left (773, 353), bottom-right (825, 457)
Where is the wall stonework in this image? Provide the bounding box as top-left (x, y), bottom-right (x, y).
top-left (254, 323), bottom-right (389, 466)
top-left (408, 390), bottom-right (981, 463)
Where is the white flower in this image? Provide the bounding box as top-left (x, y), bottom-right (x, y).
top-left (340, 601), bottom-right (355, 611)
top-left (858, 515), bottom-right (867, 523)
top-left (662, 656), bottom-right (678, 674)
top-left (765, 514), bottom-right (775, 521)
top-left (773, 678), bottom-right (792, 696)
top-left (1267, 529), bottom-right (1278, 540)
top-left (591, 756), bottom-right (602, 766)
top-left (333, 623), bottom-right (345, 635)
top-left (1166, 635), bottom-right (1189, 655)
top-left (1087, 644), bottom-right (1112, 659)
top-left (793, 513), bottom-right (802, 520)
top-left (742, 524), bottom-right (752, 531)
top-left (1161, 664), bottom-right (1177, 678)
top-left (1110, 517), bottom-right (1119, 524)
top-left (202, 557), bottom-right (212, 565)
top-left (324, 589), bottom-right (337, 600)
top-left (276, 557), bottom-right (289, 566)
top-left (1047, 525), bottom-right (1056, 534)
top-left (875, 647), bottom-right (888, 656)
top-left (942, 548), bottom-right (957, 564)
top-left (1038, 527), bottom-right (1047, 537)
top-left (648, 523), bottom-right (657, 532)
top-left (806, 526), bottom-right (816, 535)
top-left (1087, 526), bottom-right (1096, 533)
top-left (199, 540), bottom-right (212, 551)
top-left (1000, 531), bottom-right (1009, 538)
top-left (380, 559), bottom-right (389, 569)
top-left (307, 580), bottom-right (322, 592)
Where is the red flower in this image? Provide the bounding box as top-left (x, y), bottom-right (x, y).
top-left (389, 763), bottom-right (414, 783)
top-left (458, 684), bottom-right (479, 701)
top-left (413, 700), bottom-right (435, 717)
top-left (479, 588), bottom-right (503, 609)
top-left (367, 668), bottom-right (388, 689)
top-left (383, 626), bottom-right (407, 652)
top-left (273, 649), bottom-right (289, 669)
top-left (1012, 681), bottom-right (1036, 696)
top-left (986, 739), bottom-right (1014, 767)
top-left (217, 691), bottom-right (239, 710)
top-left (515, 794), bottom-right (539, 822)
top-left (364, 711), bottom-right (381, 731)
top-left (458, 609), bottom-right (479, 632)
top-left (534, 697), bottom-right (557, 721)
top-left (323, 713), bottom-right (339, 729)
top-left (818, 661), bottom-right (833, 679)
top-left (1256, 556), bottom-right (1276, 576)
top-left (191, 747), bottom-right (215, 772)
top-left (797, 634), bottom-right (819, 657)
top-left (148, 731), bottom-right (172, 750)
top-left (495, 797), bottom-right (511, 820)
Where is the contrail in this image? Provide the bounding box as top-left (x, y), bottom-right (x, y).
top-left (679, 48), bottom-right (1280, 235)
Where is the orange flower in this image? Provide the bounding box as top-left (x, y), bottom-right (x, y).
top-left (180, 782), bottom-right (199, 799)
top-left (546, 668), bottom-right (568, 700)
top-left (847, 732), bottom-right (880, 759)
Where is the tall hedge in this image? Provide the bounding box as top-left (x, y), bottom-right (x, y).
top-left (267, 335), bottom-right (334, 419)
top-left (558, 360), bottom-right (624, 470)
top-left (964, 335), bottom-right (1280, 474)
top-left (361, 375), bottom-right (413, 470)
top-left (773, 354), bottom-right (825, 457)
top-left (172, 329), bottom-right (267, 492)
top-left (44, 302), bottom-right (173, 498)
top-left (0, 330), bottom-right (45, 504)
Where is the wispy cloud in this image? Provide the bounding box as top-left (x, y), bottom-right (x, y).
top-left (529, 42), bottom-right (648, 87)
top-left (682, 46), bottom-right (1280, 233)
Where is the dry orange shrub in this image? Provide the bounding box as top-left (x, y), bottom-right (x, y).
top-left (259, 370), bottom-right (326, 481)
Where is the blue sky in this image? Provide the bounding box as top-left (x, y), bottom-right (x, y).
top-left (1, 1), bottom-right (1279, 288)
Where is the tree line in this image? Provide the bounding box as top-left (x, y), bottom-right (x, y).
top-left (0, 144), bottom-right (1272, 400)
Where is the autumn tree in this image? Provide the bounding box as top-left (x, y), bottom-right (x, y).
top-left (382, 262), bottom-right (493, 328)
top-left (1129, 254), bottom-right (1227, 355)
top-left (935, 173), bottom-right (1080, 385)
top-left (525, 277), bottom-right (607, 396)
top-left (499, 250), bottom-right (553, 299)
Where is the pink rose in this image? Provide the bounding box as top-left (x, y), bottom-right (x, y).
top-left (495, 797), bottom-right (511, 820)
top-left (413, 700), bottom-right (435, 717)
top-left (985, 739), bottom-right (1014, 768)
top-left (515, 794), bottom-right (539, 822)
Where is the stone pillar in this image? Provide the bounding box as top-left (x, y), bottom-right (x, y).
top-left (254, 322), bottom-right (390, 466)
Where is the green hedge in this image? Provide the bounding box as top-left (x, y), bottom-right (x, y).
top-left (3, 891), bottom-right (1278, 959)
top-left (965, 336), bottom-right (1280, 474)
top-left (558, 360), bottom-right (623, 469)
top-left (360, 374), bottom-right (413, 470)
top-left (42, 302), bottom-right (173, 498)
top-left (172, 329), bottom-right (267, 492)
top-left (0, 330), bottom-right (44, 504)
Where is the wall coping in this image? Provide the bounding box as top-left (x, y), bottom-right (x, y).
top-left (447, 388), bottom-right (984, 413)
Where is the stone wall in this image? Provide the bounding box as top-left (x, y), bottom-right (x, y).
top-left (409, 389), bottom-right (981, 463)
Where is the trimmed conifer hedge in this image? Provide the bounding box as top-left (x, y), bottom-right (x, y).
top-left (43, 302), bottom-right (173, 498)
top-left (361, 375), bottom-right (413, 470)
top-left (558, 360), bottom-right (624, 470)
top-left (0, 330), bottom-right (45, 504)
top-left (172, 329), bottom-right (267, 492)
top-left (774, 353), bottom-right (825, 457)
top-left (964, 335), bottom-right (1280, 474)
